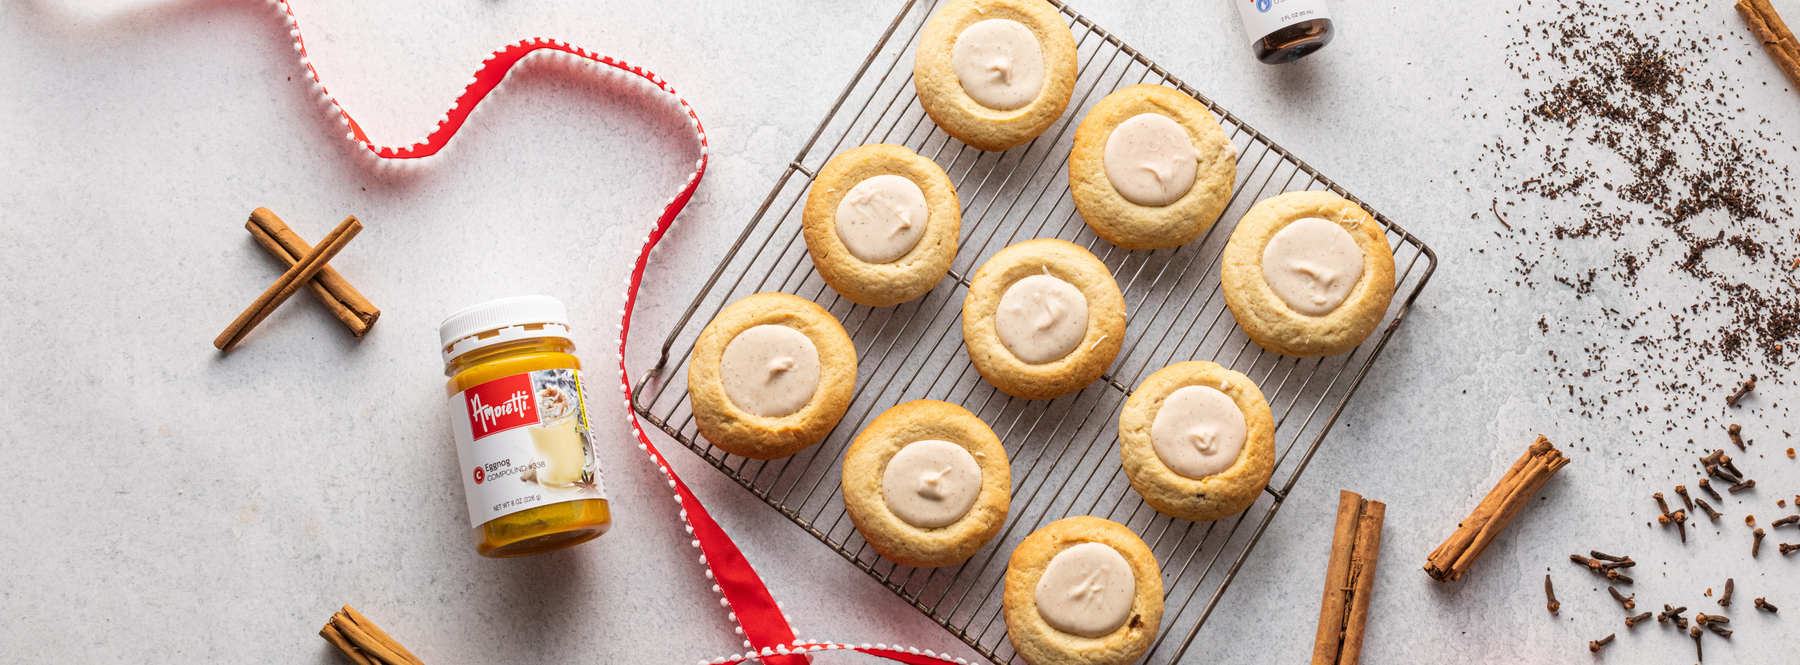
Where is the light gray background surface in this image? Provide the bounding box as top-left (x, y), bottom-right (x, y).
top-left (3, 0), bottom-right (1796, 663)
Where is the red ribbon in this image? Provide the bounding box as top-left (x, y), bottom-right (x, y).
top-left (271, 1), bottom-right (965, 662)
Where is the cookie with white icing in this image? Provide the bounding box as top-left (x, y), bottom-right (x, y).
top-left (1220, 191), bottom-right (1396, 357)
top-left (961, 239), bottom-right (1125, 400)
top-left (689, 293), bottom-right (857, 459)
top-left (1069, 84), bottom-right (1238, 250)
top-left (841, 400), bottom-right (1011, 567)
top-left (1003, 516), bottom-right (1163, 665)
top-left (803, 144), bottom-right (961, 307)
top-left (913, 0), bottom-right (1079, 152)
top-left (1119, 361), bottom-right (1275, 522)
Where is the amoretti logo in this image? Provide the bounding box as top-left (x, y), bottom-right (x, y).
top-left (464, 373), bottom-right (539, 440)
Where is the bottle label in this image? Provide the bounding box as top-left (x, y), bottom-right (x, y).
top-left (449, 368), bottom-right (606, 528)
top-left (1233, 0), bottom-right (1331, 43)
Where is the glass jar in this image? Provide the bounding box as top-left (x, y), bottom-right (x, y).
top-left (1232, 0), bottom-right (1335, 65)
top-left (439, 296), bottom-right (611, 557)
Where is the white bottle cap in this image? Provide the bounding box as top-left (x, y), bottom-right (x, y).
top-left (438, 295), bottom-right (573, 364)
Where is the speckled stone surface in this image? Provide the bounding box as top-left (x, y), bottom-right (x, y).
top-left (2, 0), bottom-right (1796, 663)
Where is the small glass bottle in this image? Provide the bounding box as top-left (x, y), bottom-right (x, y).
top-left (439, 296), bottom-right (611, 557)
top-left (1232, 0), bottom-right (1334, 65)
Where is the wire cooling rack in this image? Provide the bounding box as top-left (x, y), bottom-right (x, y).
top-left (631, 1), bottom-right (1435, 662)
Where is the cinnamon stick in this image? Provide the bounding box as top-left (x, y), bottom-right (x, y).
top-left (247, 208), bottom-right (380, 335)
top-left (1425, 436), bottom-right (1570, 582)
top-left (321, 606), bottom-right (424, 665)
top-left (215, 215), bottom-right (360, 351)
top-left (1738, 0), bottom-right (1800, 90)
top-left (319, 623), bottom-right (375, 665)
top-left (1311, 490), bottom-right (1386, 665)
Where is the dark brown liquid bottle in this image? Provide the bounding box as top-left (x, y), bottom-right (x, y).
top-left (1233, 0), bottom-right (1334, 65)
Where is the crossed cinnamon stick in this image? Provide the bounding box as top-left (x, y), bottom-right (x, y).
top-left (214, 208), bottom-right (378, 351)
top-left (1425, 436), bottom-right (1570, 582)
top-left (320, 605), bottom-right (424, 665)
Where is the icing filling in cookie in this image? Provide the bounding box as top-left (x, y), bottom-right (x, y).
top-left (995, 273), bottom-right (1089, 364)
top-left (1103, 113), bottom-right (1199, 207)
top-left (951, 19), bottom-right (1046, 111)
top-left (719, 324), bottom-right (821, 417)
top-left (835, 174), bottom-right (930, 263)
top-left (1149, 385), bottom-right (1248, 479)
top-left (881, 439), bottom-right (983, 528)
top-left (1034, 542), bottom-right (1136, 638)
top-left (1260, 217), bottom-right (1365, 316)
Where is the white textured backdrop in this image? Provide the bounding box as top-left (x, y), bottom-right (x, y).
top-left (2, 0), bottom-right (1796, 663)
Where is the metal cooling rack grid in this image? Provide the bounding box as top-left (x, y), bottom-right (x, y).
top-left (629, 1), bottom-right (1437, 662)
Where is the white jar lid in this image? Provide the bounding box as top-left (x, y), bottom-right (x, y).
top-left (439, 295), bottom-right (573, 364)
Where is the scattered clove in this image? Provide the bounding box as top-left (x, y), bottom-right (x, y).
top-left (1720, 455), bottom-right (1744, 480)
top-left (1691, 625), bottom-right (1703, 662)
top-left (1719, 579), bottom-right (1734, 607)
top-left (1729, 479), bottom-right (1756, 494)
top-left (1609, 586), bottom-right (1636, 611)
top-left (1753, 529), bottom-right (1766, 557)
top-left (1674, 485), bottom-right (1694, 511)
top-left (1625, 611), bottom-right (1654, 628)
top-left (1726, 377), bottom-right (1755, 407)
top-left (1772, 515), bottom-right (1799, 528)
top-left (1659, 604), bottom-right (1688, 624)
top-left (1570, 553), bottom-right (1602, 572)
top-left (1782, 543), bottom-right (1799, 556)
top-left (1545, 574), bottom-right (1559, 614)
top-left (1695, 613), bottom-right (1729, 626)
top-left (1658, 510), bottom-right (1688, 543)
top-left (1588, 633), bottom-right (1614, 653)
top-left (1589, 550), bottom-right (1628, 562)
top-left (1699, 478), bottom-right (1721, 500)
top-left (1747, 515), bottom-right (1758, 527)
top-left (1599, 559), bottom-right (1635, 570)
top-left (1653, 492), bottom-right (1672, 515)
top-left (1696, 498), bottom-right (1722, 521)
top-left (1705, 622), bottom-right (1732, 639)
top-left (1754, 597), bottom-right (1777, 613)
top-left (1605, 569), bottom-right (1634, 584)
top-left (1728, 424), bottom-right (1745, 450)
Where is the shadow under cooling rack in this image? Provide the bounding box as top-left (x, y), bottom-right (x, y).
top-left (630, 1), bottom-right (1436, 663)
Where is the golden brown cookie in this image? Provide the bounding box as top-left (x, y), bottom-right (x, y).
top-left (841, 400), bottom-right (1011, 567)
top-left (1003, 516), bottom-right (1163, 665)
top-left (1069, 84), bottom-right (1238, 250)
top-left (803, 144), bottom-right (961, 307)
top-left (1220, 191), bottom-right (1396, 357)
top-left (914, 0), bottom-right (1079, 152)
top-left (1119, 361), bottom-right (1275, 522)
top-left (688, 293), bottom-right (857, 459)
top-left (962, 239), bottom-right (1126, 400)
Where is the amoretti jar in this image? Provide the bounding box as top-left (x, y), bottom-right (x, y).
top-left (439, 296), bottom-right (611, 557)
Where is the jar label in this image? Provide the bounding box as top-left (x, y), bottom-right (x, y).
top-left (1233, 0), bottom-right (1330, 44)
top-left (449, 368), bottom-right (606, 528)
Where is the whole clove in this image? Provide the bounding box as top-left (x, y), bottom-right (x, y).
top-left (1544, 574), bottom-right (1559, 614)
top-left (1720, 455), bottom-right (1744, 480)
top-left (1753, 529), bottom-right (1766, 557)
top-left (1589, 550), bottom-right (1629, 562)
top-left (1781, 543), bottom-right (1799, 555)
top-left (1570, 553), bottom-right (1602, 572)
top-left (1772, 515), bottom-right (1799, 528)
top-left (1719, 579), bottom-right (1734, 607)
top-left (1699, 478), bottom-right (1722, 500)
top-left (1695, 613), bottom-right (1728, 626)
top-left (1625, 611), bottom-right (1654, 628)
top-left (1726, 377), bottom-right (1755, 407)
top-left (1600, 559), bottom-right (1635, 570)
top-left (1674, 485), bottom-right (1694, 511)
top-left (1588, 633), bottom-right (1614, 653)
top-left (1754, 597), bottom-right (1777, 613)
top-left (1605, 569), bottom-right (1634, 584)
top-left (1727, 424), bottom-right (1745, 450)
top-left (1659, 604), bottom-right (1688, 624)
top-left (1691, 625), bottom-right (1703, 662)
top-left (1658, 510), bottom-right (1688, 543)
top-left (1705, 622), bottom-right (1732, 639)
top-left (1696, 498), bottom-right (1722, 521)
top-left (1609, 586), bottom-right (1636, 611)
top-left (1653, 492), bottom-right (1672, 515)
top-left (1729, 479), bottom-right (1756, 493)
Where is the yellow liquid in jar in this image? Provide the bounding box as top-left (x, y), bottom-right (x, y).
top-left (447, 336), bottom-right (611, 558)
